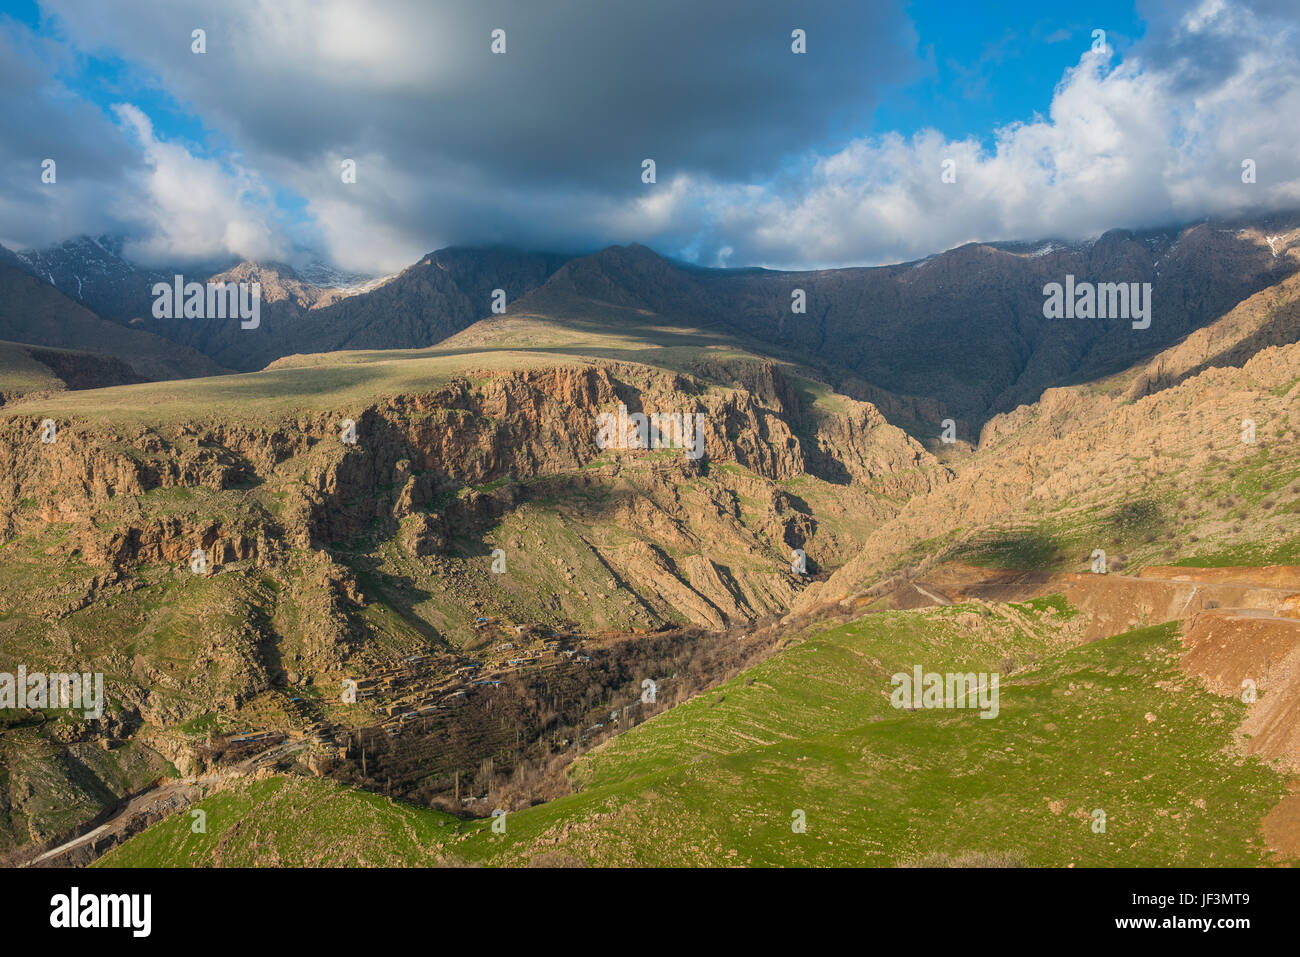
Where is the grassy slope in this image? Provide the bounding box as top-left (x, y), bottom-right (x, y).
top-left (0, 305), bottom-right (888, 437)
top-left (947, 444), bottom-right (1300, 575)
top-left (0, 311), bottom-right (763, 425)
top-left (864, 428), bottom-right (1300, 583)
top-left (98, 601), bottom-right (1287, 867)
top-left (95, 774), bottom-right (463, 868)
top-left (2, 307), bottom-right (912, 853)
top-left (0, 735), bottom-right (175, 853)
top-left (0, 341), bottom-right (65, 397)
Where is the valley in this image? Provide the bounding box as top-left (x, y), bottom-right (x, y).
top-left (1, 220), bottom-right (1298, 869)
top-left (88, 563), bottom-right (1300, 867)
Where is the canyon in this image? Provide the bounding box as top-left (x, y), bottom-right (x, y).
top-left (1, 216), bottom-right (1298, 867)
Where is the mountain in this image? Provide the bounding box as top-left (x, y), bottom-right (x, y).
top-left (126, 246), bottom-right (575, 372)
top-left (77, 239), bottom-right (1300, 869)
top-left (7, 237), bottom-right (577, 374)
top-left (16, 220), bottom-right (1299, 432)
top-left (0, 283), bottom-right (958, 857)
top-left (799, 256), bottom-right (1300, 613)
top-left (75, 285), bottom-right (1300, 865)
top-left (8, 234), bottom-right (380, 324)
top-left (10, 235), bottom-right (173, 324)
top-left (295, 259), bottom-right (389, 291)
top-left (514, 218), bottom-right (1300, 429)
top-left (3, 219), bottom-right (1300, 868)
top-left (0, 260), bottom-right (229, 386)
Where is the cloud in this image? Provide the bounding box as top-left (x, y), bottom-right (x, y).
top-left (5, 0), bottom-right (1300, 271)
top-left (0, 17), bottom-right (141, 249)
top-left (110, 104), bottom-right (287, 266)
top-left (0, 14), bottom-right (289, 266)
top-left (29, 0), bottom-right (920, 270)
top-left (672, 0), bottom-right (1300, 267)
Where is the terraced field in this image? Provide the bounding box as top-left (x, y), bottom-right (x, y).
top-left (98, 598), bottom-right (1292, 867)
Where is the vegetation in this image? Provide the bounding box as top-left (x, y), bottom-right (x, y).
top-left (99, 607), bottom-right (1288, 868)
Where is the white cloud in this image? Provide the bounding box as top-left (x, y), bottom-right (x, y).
top-left (110, 104), bottom-right (287, 266)
top-left (32, 0), bottom-right (918, 270)
top-left (9, 0), bottom-right (1300, 272)
top-left (683, 0), bottom-right (1300, 267)
top-left (302, 153), bottom-right (437, 275)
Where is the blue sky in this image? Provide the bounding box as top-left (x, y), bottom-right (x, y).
top-left (1, 0), bottom-right (1296, 273)
top-left (878, 0), bottom-right (1143, 141)
top-left (7, 0), bottom-right (1147, 182)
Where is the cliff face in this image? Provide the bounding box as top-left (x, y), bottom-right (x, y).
top-left (803, 300), bottom-right (1300, 610)
top-left (0, 357), bottom-right (944, 721)
top-left (515, 224), bottom-right (1300, 425)
top-left (0, 351), bottom-right (956, 852)
top-left (0, 360), bottom-right (937, 554)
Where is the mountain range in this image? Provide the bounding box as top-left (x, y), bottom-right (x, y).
top-left (2, 216), bottom-right (1299, 867)
top-left (8, 216), bottom-right (1297, 431)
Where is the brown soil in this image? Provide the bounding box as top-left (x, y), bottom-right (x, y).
top-left (1139, 565), bottom-right (1300, 589)
top-left (1261, 781), bottom-right (1300, 861)
top-left (901, 561), bottom-right (1300, 860)
top-left (1181, 610), bottom-right (1300, 770)
top-left (914, 562), bottom-right (1297, 640)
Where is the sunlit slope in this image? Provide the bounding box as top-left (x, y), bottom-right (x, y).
top-left (805, 276), bottom-right (1300, 608)
top-left (0, 307), bottom-right (748, 419)
top-left (0, 301), bottom-right (953, 856)
top-left (99, 602), bottom-right (1289, 868)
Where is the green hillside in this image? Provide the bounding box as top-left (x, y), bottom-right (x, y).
top-left (98, 601), bottom-right (1288, 868)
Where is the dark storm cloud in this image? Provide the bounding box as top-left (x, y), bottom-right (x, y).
top-left (11, 0), bottom-right (1300, 272)
top-left (36, 0), bottom-right (920, 259)
top-left (64, 0), bottom-right (917, 184)
top-left (1134, 0), bottom-right (1300, 95)
top-left (0, 18), bottom-right (143, 248)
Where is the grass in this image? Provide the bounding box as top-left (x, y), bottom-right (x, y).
top-left (947, 497), bottom-right (1172, 574)
top-left (0, 734), bottom-right (175, 855)
top-left (97, 775), bottom-right (465, 868)
top-left (97, 603), bottom-right (1289, 868)
top-left (1169, 537), bottom-right (1300, 568)
top-left (0, 307), bottom-right (807, 427)
top-left (1009, 594), bottom-right (1080, 619)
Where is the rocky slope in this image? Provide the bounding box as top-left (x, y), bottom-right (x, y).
top-left (9, 235), bottom-right (174, 325)
top-left (0, 263), bottom-right (229, 383)
top-left (515, 223), bottom-right (1297, 428)
top-left (16, 219), bottom-right (1298, 430)
top-left (126, 246), bottom-right (574, 372)
top-left (0, 330), bottom-right (946, 852)
top-left (802, 259), bottom-right (1300, 611)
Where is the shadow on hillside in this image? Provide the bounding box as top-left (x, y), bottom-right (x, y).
top-left (345, 554), bottom-right (449, 650)
top-left (956, 529), bottom-right (1061, 570)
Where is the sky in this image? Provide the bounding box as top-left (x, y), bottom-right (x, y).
top-left (1, 0), bottom-right (1298, 274)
